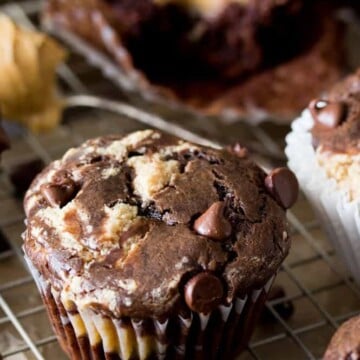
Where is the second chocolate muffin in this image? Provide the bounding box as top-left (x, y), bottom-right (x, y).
top-left (23, 130), bottom-right (297, 360)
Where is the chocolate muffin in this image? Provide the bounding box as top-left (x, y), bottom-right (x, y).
top-left (24, 129), bottom-right (298, 360)
top-left (286, 69), bottom-right (360, 285)
top-left (324, 315), bottom-right (360, 360)
top-left (44, 0), bottom-right (344, 120)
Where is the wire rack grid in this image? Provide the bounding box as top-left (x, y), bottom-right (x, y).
top-left (0, 1), bottom-right (360, 360)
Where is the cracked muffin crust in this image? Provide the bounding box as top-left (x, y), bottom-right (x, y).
top-left (24, 130), bottom-right (295, 319)
top-left (23, 130), bottom-right (299, 359)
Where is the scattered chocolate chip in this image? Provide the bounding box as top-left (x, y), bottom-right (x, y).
top-left (309, 99), bottom-right (347, 129)
top-left (265, 168), bottom-right (299, 209)
top-left (184, 272), bottom-right (224, 314)
top-left (41, 178), bottom-right (77, 207)
top-left (9, 158), bottom-right (45, 194)
top-left (0, 123), bottom-right (10, 154)
top-left (227, 143), bottom-right (248, 158)
top-left (261, 285), bottom-right (294, 323)
top-left (193, 201), bottom-right (232, 241)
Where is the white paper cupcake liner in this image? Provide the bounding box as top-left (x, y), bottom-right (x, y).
top-left (25, 255), bottom-right (274, 360)
top-left (285, 110), bottom-right (360, 284)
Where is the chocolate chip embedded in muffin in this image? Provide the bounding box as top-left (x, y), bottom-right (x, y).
top-left (324, 315), bottom-right (360, 360)
top-left (193, 201), bottom-right (232, 241)
top-left (40, 177), bottom-right (77, 208)
top-left (309, 99), bottom-right (347, 130)
top-left (265, 167), bottom-right (299, 209)
top-left (184, 271), bottom-right (224, 314)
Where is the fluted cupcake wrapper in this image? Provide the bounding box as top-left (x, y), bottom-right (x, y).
top-left (285, 110), bottom-right (360, 285)
top-left (25, 255), bottom-right (274, 360)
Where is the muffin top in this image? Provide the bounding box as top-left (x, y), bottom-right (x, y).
top-left (24, 130), bottom-right (296, 317)
top-left (307, 70), bottom-right (360, 200)
top-left (324, 315), bottom-right (360, 360)
top-left (309, 69), bottom-right (360, 154)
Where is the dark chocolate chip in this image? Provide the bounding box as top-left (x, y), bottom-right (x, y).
top-left (9, 158), bottom-right (45, 194)
top-left (227, 143), bottom-right (248, 158)
top-left (309, 99), bottom-right (347, 129)
top-left (265, 168), bottom-right (299, 209)
top-left (0, 124), bottom-right (10, 154)
top-left (261, 285), bottom-right (294, 323)
top-left (193, 201), bottom-right (232, 241)
top-left (41, 179), bottom-right (77, 207)
top-left (184, 272), bottom-right (224, 314)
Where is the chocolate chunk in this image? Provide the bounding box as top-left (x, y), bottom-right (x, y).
top-left (184, 272), bottom-right (224, 314)
top-left (0, 124), bottom-right (10, 154)
top-left (309, 99), bottom-right (347, 129)
top-left (9, 158), bottom-right (45, 194)
top-left (265, 168), bottom-right (299, 209)
top-left (193, 201), bottom-right (232, 241)
top-left (261, 285), bottom-right (294, 323)
top-left (41, 179), bottom-right (77, 207)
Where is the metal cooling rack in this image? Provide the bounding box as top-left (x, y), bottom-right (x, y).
top-left (0, 1), bottom-right (360, 359)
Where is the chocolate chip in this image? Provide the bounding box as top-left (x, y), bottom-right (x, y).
top-left (41, 178), bottom-right (77, 207)
top-left (265, 168), bottom-right (299, 209)
top-left (193, 201), bottom-right (232, 241)
top-left (309, 99), bottom-right (347, 129)
top-left (0, 124), bottom-right (10, 154)
top-left (9, 158), bottom-right (45, 194)
top-left (261, 285), bottom-right (294, 323)
top-left (184, 272), bottom-right (224, 314)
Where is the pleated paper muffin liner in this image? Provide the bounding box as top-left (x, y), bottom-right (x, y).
top-left (25, 255), bottom-right (274, 360)
top-left (285, 110), bottom-right (360, 284)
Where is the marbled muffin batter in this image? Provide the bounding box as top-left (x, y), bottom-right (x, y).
top-left (324, 315), bottom-right (360, 360)
top-left (24, 130), bottom-right (296, 319)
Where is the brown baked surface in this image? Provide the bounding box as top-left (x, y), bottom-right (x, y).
top-left (24, 130), bottom-right (291, 318)
top-left (324, 315), bottom-right (360, 360)
top-left (44, 0), bottom-right (344, 121)
top-left (310, 69), bottom-right (360, 154)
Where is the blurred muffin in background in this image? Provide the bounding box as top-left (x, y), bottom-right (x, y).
top-left (45, 0), bottom-right (345, 121)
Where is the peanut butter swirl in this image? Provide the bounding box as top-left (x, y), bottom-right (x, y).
top-left (24, 130), bottom-right (291, 318)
